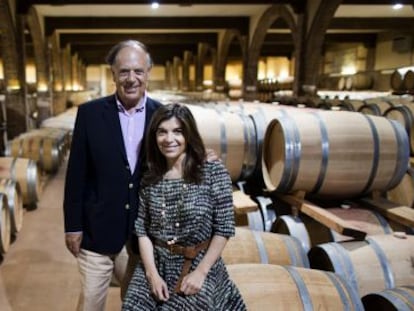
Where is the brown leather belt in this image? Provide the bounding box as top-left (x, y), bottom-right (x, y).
top-left (151, 237), bottom-right (211, 293)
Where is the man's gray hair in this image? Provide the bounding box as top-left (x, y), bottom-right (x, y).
top-left (105, 40), bottom-right (153, 69)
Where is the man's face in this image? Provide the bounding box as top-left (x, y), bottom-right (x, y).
top-left (112, 46), bottom-right (150, 109)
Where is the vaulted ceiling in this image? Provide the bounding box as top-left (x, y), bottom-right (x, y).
top-left (15, 0), bottom-right (414, 66)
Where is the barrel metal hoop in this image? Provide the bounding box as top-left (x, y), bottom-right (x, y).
top-left (276, 116), bottom-right (301, 192)
top-left (284, 266), bottom-right (312, 311)
top-left (360, 115), bottom-right (380, 194)
top-left (392, 287), bottom-right (414, 309)
top-left (10, 157), bottom-right (17, 181)
top-left (372, 210), bottom-right (392, 234)
top-left (386, 119), bottom-right (410, 190)
top-left (27, 160), bottom-right (39, 202)
top-left (247, 210), bottom-right (264, 231)
top-left (319, 242), bottom-right (360, 296)
top-left (375, 290), bottom-right (412, 311)
top-left (310, 112), bottom-right (329, 194)
top-left (327, 271), bottom-right (364, 311)
top-left (384, 105), bottom-right (413, 135)
top-left (279, 215), bottom-right (310, 253)
top-left (237, 112), bottom-right (257, 180)
top-left (366, 237), bottom-right (395, 289)
top-left (325, 272), bottom-right (352, 311)
top-left (252, 229), bottom-right (268, 264)
top-left (281, 234), bottom-right (310, 268)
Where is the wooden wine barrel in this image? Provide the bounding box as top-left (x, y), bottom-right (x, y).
top-left (308, 234), bottom-right (414, 297)
top-left (358, 100), bottom-right (393, 116)
top-left (186, 104), bottom-right (257, 181)
top-left (235, 208), bottom-right (275, 232)
top-left (344, 76), bottom-right (353, 90)
top-left (67, 90), bottom-right (98, 107)
top-left (0, 157), bottom-right (40, 206)
top-left (345, 99), bottom-right (365, 112)
top-left (262, 110), bottom-right (409, 198)
top-left (403, 70), bottom-right (414, 93)
top-left (384, 104), bottom-right (414, 155)
top-left (336, 101), bottom-right (355, 111)
top-left (248, 105), bottom-right (316, 179)
top-left (390, 70), bottom-right (405, 93)
top-left (10, 128), bottom-right (70, 173)
top-left (357, 102), bottom-right (382, 115)
top-left (227, 264), bottom-right (363, 311)
top-left (235, 211), bottom-right (259, 229)
top-left (316, 101), bottom-right (332, 110)
top-left (362, 286), bottom-right (414, 311)
top-left (40, 106), bottom-right (77, 132)
top-left (271, 208), bottom-right (394, 252)
top-left (32, 127), bottom-right (71, 170)
top-left (0, 193), bottom-right (11, 254)
top-left (0, 178), bottom-right (23, 235)
top-left (352, 72), bottom-right (373, 90)
top-left (386, 167), bottom-right (414, 208)
top-left (222, 228), bottom-right (309, 268)
top-left (338, 77), bottom-right (346, 90)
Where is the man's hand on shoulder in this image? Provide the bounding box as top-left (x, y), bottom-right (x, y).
top-left (205, 148), bottom-right (220, 162)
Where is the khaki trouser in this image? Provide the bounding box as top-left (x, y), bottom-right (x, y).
top-left (76, 245), bottom-right (139, 311)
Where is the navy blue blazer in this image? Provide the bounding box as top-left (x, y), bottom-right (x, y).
top-left (63, 94), bottom-right (162, 254)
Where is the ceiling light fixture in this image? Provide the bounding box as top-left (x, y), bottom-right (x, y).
top-left (151, 2), bottom-right (159, 9)
top-left (392, 3), bottom-right (403, 10)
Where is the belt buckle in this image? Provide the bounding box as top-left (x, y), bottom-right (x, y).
top-left (167, 241), bottom-right (178, 253)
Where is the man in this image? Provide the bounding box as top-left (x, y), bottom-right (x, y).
top-left (63, 40), bottom-right (162, 310)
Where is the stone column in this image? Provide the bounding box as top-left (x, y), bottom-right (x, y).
top-left (181, 50), bottom-right (192, 91)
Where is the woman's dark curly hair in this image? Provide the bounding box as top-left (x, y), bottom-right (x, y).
top-left (142, 103), bottom-right (206, 186)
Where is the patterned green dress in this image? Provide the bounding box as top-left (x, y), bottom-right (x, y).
top-left (122, 161), bottom-right (246, 310)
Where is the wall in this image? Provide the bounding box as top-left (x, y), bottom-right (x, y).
top-left (320, 31), bottom-right (414, 91)
top-left (323, 43), bottom-right (367, 75)
top-left (375, 32), bottom-right (413, 71)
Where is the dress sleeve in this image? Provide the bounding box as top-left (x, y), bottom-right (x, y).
top-left (209, 161), bottom-right (235, 237)
top-left (135, 187), bottom-right (149, 237)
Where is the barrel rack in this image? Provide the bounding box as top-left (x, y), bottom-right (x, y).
top-left (270, 190), bottom-right (414, 241)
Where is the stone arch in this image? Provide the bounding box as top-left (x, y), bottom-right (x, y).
top-left (26, 6), bottom-right (48, 93)
top-left (304, 0), bottom-right (342, 86)
top-left (0, 0), bottom-right (22, 92)
top-left (245, 5), bottom-right (298, 98)
top-left (0, 0), bottom-right (27, 139)
top-left (195, 42), bottom-right (217, 91)
top-left (216, 29), bottom-right (247, 92)
top-left (48, 32), bottom-right (64, 92)
top-left (181, 50), bottom-right (194, 91)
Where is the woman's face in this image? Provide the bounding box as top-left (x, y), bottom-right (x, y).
top-left (156, 117), bottom-right (186, 164)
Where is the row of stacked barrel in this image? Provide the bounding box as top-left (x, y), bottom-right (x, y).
top-left (256, 78), bottom-right (294, 103)
top-left (184, 99), bottom-right (413, 310)
top-left (336, 72), bottom-right (374, 91)
top-left (186, 101), bottom-right (408, 195)
top-left (390, 69), bottom-right (414, 95)
top-left (0, 157), bottom-right (39, 256)
top-left (221, 226), bottom-right (413, 310)
top-left (334, 70), bottom-right (414, 95)
top-left (273, 94), bottom-right (414, 184)
top-left (0, 126), bottom-right (72, 258)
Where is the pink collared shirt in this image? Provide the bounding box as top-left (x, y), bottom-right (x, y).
top-left (116, 93), bottom-right (147, 174)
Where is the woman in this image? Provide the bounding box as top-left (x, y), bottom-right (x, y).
top-left (122, 103), bottom-right (246, 310)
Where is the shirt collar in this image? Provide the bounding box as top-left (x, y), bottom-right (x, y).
top-left (116, 92), bottom-right (147, 114)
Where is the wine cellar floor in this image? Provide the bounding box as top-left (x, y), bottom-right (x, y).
top-left (0, 158), bottom-right (122, 311)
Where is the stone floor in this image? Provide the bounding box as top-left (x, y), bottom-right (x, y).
top-left (0, 158), bottom-right (121, 311)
